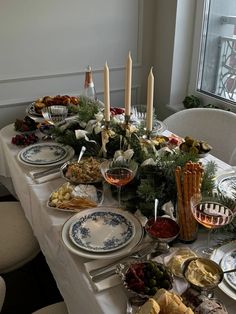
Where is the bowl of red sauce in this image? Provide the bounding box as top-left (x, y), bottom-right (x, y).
top-left (145, 216), bottom-right (180, 243)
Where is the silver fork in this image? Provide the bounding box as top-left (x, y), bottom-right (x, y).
top-left (90, 243), bottom-right (158, 282)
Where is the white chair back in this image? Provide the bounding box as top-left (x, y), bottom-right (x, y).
top-left (163, 108), bottom-right (236, 165)
top-left (0, 276), bottom-right (6, 311)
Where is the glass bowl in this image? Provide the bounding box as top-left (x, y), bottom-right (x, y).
top-left (41, 105), bottom-right (68, 125)
top-left (145, 217), bottom-right (180, 243)
top-left (182, 257), bottom-right (223, 292)
top-left (117, 260), bottom-right (173, 300)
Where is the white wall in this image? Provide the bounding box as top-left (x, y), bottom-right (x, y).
top-left (153, 0), bottom-right (196, 120)
top-left (0, 0), bottom-right (157, 128)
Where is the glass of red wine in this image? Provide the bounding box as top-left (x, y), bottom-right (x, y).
top-left (100, 159), bottom-right (138, 208)
top-left (190, 193), bottom-right (235, 257)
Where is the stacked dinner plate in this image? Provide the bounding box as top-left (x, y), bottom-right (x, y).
top-left (61, 207), bottom-right (144, 259)
top-left (211, 240), bottom-right (236, 301)
top-left (17, 142), bottom-right (75, 168)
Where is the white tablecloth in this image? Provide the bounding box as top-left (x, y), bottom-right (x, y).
top-left (0, 124), bottom-right (235, 314)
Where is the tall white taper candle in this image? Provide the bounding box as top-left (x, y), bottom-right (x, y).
top-left (146, 67), bottom-right (154, 131)
top-left (104, 62), bottom-right (110, 122)
top-left (124, 52), bottom-right (132, 116)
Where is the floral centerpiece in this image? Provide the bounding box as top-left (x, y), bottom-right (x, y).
top-left (50, 95), bottom-right (220, 218)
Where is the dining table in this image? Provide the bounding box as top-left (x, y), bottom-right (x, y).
top-left (0, 123), bottom-right (235, 314)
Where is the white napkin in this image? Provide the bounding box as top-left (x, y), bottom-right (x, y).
top-left (29, 169), bottom-right (61, 183)
top-left (84, 258), bottom-right (121, 292)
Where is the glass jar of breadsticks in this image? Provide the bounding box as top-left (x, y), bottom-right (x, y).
top-left (175, 162), bottom-right (204, 243)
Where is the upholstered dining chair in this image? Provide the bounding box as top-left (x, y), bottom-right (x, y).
top-left (163, 108), bottom-right (236, 165)
top-left (0, 276), bottom-right (6, 312)
top-left (0, 275), bottom-right (68, 314)
top-left (0, 201), bottom-right (40, 274)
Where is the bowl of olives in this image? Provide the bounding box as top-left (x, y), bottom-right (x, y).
top-left (179, 136), bottom-right (212, 157)
top-left (117, 260), bottom-right (173, 300)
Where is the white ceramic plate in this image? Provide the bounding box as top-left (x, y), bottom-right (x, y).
top-left (211, 240), bottom-right (236, 300)
top-left (17, 144), bottom-right (74, 168)
top-left (61, 207), bottom-right (144, 259)
top-left (69, 211), bottom-right (135, 252)
top-left (220, 248), bottom-right (236, 291)
top-left (216, 174), bottom-right (236, 199)
top-left (19, 143), bottom-right (67, 165)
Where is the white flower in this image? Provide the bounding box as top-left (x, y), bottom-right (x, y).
top-left (114, 149), bottom-right (134, 162)
top-left (75, 130), bottom-right (89, 140)
top-left (141, 158), bottom-right (157, 167)
top-left (95, 112), bottom-right (104, 122)
top-left (75, 129), bottom-right (96, 143)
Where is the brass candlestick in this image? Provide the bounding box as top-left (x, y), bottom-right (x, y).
top-left (124, 114), bottom-right (130, 125)
top-left (104, 120), bottom-right (110, 129)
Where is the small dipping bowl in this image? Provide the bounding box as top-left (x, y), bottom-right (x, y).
top-left (145, 216), bottom-right (180, 243)
top-left (182, 257), bottom-right (223, 292)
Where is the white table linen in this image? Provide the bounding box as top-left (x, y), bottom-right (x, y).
top-left (0, 124), bottom-right (235, 314)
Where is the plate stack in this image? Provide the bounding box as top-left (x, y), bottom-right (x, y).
top-left (61, 207), bottom-right (144, 260)
top-left (17, 143), bottom-right (74, 168)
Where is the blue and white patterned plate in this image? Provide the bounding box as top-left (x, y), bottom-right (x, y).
top-left (221, 248), bottom-right (236, 291)
top-left (69, 211), bottom-right (135, 252)
top-left (216, 174), bottom-right (236, 200)
top-left (19, 143), bottom-right (67, 165)
top-left (211, 240), bottom-right (236, 300)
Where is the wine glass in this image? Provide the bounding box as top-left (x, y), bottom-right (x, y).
top-left (41, 105), bottom-right (68, 125)
top-left (100, 159), bottom-right (138, 208)
top-left (190, 193), bottom-right (235, 257)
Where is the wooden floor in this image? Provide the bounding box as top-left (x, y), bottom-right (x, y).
top-left (0, 195), bottom-right (63, 314)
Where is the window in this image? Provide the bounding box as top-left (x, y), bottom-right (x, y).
top-left (189, 0), bottom-right (236, 111)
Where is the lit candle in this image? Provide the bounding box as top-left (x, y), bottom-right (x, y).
top-left (124, 51), bottom-right (132, 116)
top-left (146, 67), bottom-right (154, 131)
top-left (104, 62), bottom-right (110, 122)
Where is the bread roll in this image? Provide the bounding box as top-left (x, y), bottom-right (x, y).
top-left (136, 298), bottom-right (160, 314)
top-left (153, 289), bottom-right (194, 314)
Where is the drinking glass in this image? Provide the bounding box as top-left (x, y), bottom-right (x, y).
top-left (190, 194), bottom-right (235, 257)
top-left (100, 159), bottom-right (138, 208)
top-left (41, 105), bottom-right (68, 125)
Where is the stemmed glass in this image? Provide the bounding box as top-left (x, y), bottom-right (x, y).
top-left (41, 105), bottom-right (68, 125)
top-left (41, 105), bottom-right (68, 140)
top-left (100, 159), bottom-right (138, 208)
top-left (190, 193), bottom-right (235, 257)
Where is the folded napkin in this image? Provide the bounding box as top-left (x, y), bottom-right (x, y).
top-left (29, 168), bottom-right (61, 183)
top-left (84, 258), bottom-right (121, 292)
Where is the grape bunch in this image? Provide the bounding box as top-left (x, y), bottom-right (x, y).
top-left (11, 133), bottom-right (39, 146)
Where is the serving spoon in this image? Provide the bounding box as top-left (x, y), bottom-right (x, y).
top-left (77, 146), bottom-right (86, 163)
top-left (223, 268), bottom-right (236, 274)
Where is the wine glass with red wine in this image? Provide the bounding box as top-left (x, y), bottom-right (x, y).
top-left (100, 159), bottom-right (138, 208)
top-left (190, 193), bottom-right (235, 257)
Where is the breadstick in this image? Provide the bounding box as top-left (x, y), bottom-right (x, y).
top-left (183, 171), bottom-right (191, 240)
top-left (175, 167), bottom-right (187, 240)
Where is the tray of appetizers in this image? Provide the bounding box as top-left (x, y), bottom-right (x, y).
top-left (27, 95), bottom-right (81, 118)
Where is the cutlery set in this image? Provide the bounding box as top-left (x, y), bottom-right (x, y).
top-left (88, 242), bottom-right (169, 283)
top-left (32, 166), bottom-right (61, 179)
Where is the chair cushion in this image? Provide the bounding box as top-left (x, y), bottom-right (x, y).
top-left (0, 202), bottom-right (40, 273)
top-left (32, 302), bottom-right (68, 314)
